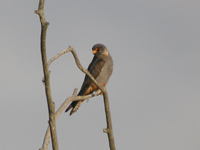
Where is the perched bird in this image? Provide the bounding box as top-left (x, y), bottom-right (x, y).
top-left (65, 44), bottom-right (113, 115)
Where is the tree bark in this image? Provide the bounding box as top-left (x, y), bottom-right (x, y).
top-left (35, 0), bottom-right (59, 150)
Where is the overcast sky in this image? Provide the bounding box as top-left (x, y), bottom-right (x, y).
top-left (1, 0), bottom-right (200, 150)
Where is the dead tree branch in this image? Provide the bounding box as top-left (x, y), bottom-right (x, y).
top-left (45, 47), bottom-right (116, 150)
top-left (35, 0), bottom-right (116, 149)
top-left (48, 46), bottom-right (106, 92)
top-left (35, 0), bottom-right (59, 150)
top-left (102, 89), bottom-right (116, 150)
top-left (41, 89), bottom-right (102, 150)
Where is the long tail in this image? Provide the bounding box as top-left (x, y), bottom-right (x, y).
top-left (65, 83), bottom-right (99, 115)
top-left (65, 100), bottom-right (85, 115)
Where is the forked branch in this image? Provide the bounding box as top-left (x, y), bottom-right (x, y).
top-left (45, 47), bottom-right (116, 150)
top-left (35, 0), bottom-right (116, 149)
top-left (41, 89), bottom-right (102, 150)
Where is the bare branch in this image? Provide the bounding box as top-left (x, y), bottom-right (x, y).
top-left (47, 48), bottom-right (72, 66)
top-left (70, 49), bottom-right (116, 150)
top-left (48, 46), bottom-right (106, 93)
top-left (35, 0), bottom-right (59, 150)
top-left (47, 47), bottom-right (116, 150)
top-left (102, 89), bottom-right (116, 150)
top-left (41, 89), bottom-right (102, 150)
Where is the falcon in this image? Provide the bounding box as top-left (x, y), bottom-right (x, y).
top-left (65, 44), bottom-right (113, 115)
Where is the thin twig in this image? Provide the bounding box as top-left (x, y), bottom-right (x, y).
top-left (48, 46), bottom-right (106, 93)
top-left (48, 48), bottom-right (72, 66)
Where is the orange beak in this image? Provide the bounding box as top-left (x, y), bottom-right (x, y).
top-left (93, 48), bottom-right (98, 54)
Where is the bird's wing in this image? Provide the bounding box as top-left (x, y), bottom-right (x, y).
top-left (78, 56), bottom-right (106, 95)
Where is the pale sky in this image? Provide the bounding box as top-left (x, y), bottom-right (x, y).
top-left (1, 0), bottom-right (200, 150)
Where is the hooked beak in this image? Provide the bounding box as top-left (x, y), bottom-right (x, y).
top-left (93, 48), bottom-right (98, 54)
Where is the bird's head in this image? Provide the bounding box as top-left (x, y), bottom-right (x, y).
top-left (92, 44), bottom-right (109, 57)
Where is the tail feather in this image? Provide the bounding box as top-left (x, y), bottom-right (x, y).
top-left (65, 103), bottom-right (73, 113)
top-left (65, 84), bottom-right (96, 115)
top-left (65, 100), bottom-right (84, 115)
